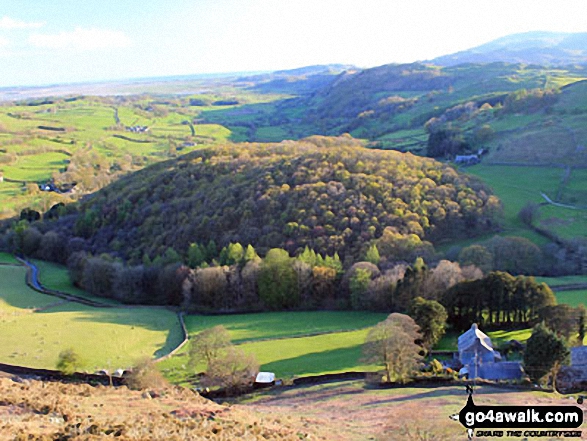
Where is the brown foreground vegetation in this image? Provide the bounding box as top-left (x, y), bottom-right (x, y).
top-left (0, 376), bottom-right (322, 440)
top-left (1, 375), bottom-right (585, 440)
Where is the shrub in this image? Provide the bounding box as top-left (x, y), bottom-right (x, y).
top-left (125, 357), bottom-right (168, 390)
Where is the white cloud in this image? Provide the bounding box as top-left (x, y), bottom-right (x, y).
top-left (0, 36), bottom-right (9, 48)
top-left (0, 16), bottom-right (44, 30)
top-left (29, 27), bottom-right (132, 51)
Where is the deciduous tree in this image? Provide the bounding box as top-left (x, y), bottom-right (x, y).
top-left (363, 313), bottom-right (423, 383)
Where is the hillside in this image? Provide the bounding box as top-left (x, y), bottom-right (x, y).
top-left (38, 136), bottom-right (501, 264)
top-left (0, 376), bottom-right (322, 440)
top-left (432, 31), bottom-right (587, 66)
top-left (202, 61), bottom-right (587, 147)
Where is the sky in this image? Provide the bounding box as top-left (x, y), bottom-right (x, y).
top-left (1, 0), bottom-right (587, 87)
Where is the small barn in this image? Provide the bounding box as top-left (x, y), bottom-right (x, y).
top-left (455, 154), bottom-right (480, 165)
top-left (254, 372), bottom-right (276, 388)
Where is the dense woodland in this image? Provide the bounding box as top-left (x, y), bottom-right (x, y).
top-left (4, 135), bottom-right (501, 264)
top-left (4, 133), bottom-right (583, 334)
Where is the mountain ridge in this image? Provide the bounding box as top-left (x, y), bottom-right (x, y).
top-left (432, 31), bottom-right (587, 66)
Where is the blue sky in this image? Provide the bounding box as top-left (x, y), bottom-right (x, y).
top-left (1, 0), bottom-right (587, 87)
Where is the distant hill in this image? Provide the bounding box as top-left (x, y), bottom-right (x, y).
top-left (203, 61), bottom-right (587, 148)
top-left (240, 64), bottom-right (355, 95)
top-left (41, 136), bottom-right (500, 263)
top-left (432, 32), bottom-right (587, 66)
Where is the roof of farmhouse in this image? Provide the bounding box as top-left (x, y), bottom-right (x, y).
top-left (458, 323), bottom-right (494, 353)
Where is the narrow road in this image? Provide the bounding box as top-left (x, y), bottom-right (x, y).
top-left (18, 257), bottom-right (114, 307)
top-left (540, 192), bottom-right (578, 209)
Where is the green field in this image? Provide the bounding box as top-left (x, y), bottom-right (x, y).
top-left (554, 289), bottom-right (587, 307)
top-left (0, 264), bottom-right (184, 371)
top-left (0, 252), bottom-right (19, 264)
top-left (158, 328), bottom-right (377, 383)
top-left (184, 311), bottom-right (387, 342)
top-left (31, 259), bottom-right (121, 305)
top-left (239, 329), bottom-right (375, 377)
top-left (0, 97), bottom-right (243, 218)
top-left (466, 164), bottom-right (587, 245)
top-left (536, 275), bottom-right (587, 286)
top-left (160, 311), bottom-right (388, 383)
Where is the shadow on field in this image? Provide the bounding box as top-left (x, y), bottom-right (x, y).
top-left (362, 385), bottom-right (517, 407)
top-left (260, 345), bottom-right (364, 377)
top-left (0, 266), bottom-right (59, 310)
top-left (35, 305), bottom-right (185, 357)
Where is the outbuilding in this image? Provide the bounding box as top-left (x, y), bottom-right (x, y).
top-left (254, 372), bottom-right (276, 387)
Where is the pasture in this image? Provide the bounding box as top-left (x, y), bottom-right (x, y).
top-left (183, 311), bottom-right (387, 342)
top-left (0, 264), bottom-right (184, 372)
top-left (536, 275), bottom-right (587, 287)
top-left (0, 252), bottom-right (19, 264)
top-left (467, 164), bottom-right (587, 245)
top-left (0, 97), bottom-right (237, 218)
top-left (554, 289), bottom-right (587, 308)
top-left (31, 259), bottom-right (121, 305)
top-left (160, 312), bottom-right (388, 383)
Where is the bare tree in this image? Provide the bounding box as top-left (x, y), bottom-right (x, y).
top-left (202, 346), bottom-right (259, 391)
top-left (189, 325), bottom-right (259, 391)
top-left (363, 313), bottom-right (423, 383)
top-left (188, 325), bottom-right (231, 371)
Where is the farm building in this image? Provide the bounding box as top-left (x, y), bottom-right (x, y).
top-left (454, 154), bottom-right (480, 165)
top-left (457, 324), bottom-right (524, 381)
top-left (571, 346), bottom-right (587, 368)
top-left (558, 346), bottom-right (587, 391)
top-left (458, 323), bottom-right (498, 366)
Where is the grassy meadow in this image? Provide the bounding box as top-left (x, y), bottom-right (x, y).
top-left (160, 312), bottom-right (388, 383)
top-left (0, 263), bottom-right (184, 372)
top-left (31, 259), bottom-right (121, 305)
top-left (466, 164), bottom-right (587, 245)
top-left (0, 252), bottom-right (19, 264)
top-left (0, 96), bottom-right (248, 218)
top-left (554, 289), bottom-right (587, 308)
top-left (183, 311), bottom-right (387, 343)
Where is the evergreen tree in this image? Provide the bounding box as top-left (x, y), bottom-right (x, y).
top-left (394, 257), bottom-right (429, 312)
top-left (349, 268), bottom-right (371, 310)
top-left (578, 305), bottom-right (586, 345)
top-left (205, 240), bottom-right (217, 261)
top-left (410, 296), bottom-right (448, 352)
top-left (187, 243), bottom-right (206, 268)
top-left (227, 243), bottom-right (245, 265)
top-left (243, 244), bottom-right (260, 262)
top-left (523, 323), bottom-right (569, 389)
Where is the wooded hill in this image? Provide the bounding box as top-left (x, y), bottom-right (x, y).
top-left (31, 135), bottom-right (501, 265)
